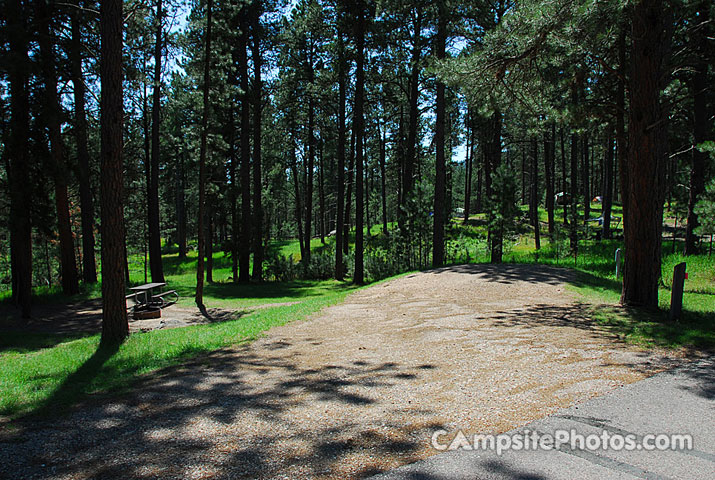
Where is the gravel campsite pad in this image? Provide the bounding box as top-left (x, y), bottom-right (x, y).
top-left (0, 264), bottom-right (683, 479)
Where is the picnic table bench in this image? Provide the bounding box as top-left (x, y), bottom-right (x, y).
top-left (125, 282), bottom-right (179, 317)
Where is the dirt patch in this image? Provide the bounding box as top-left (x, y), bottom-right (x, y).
top-left (0, 299), bottom-right (300, 336)
top-left (0, 264), bottom-right (684, 479)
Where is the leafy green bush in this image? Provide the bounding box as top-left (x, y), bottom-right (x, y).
top-left (299, 248), bottom-right (335, 280)
top-left (265, 252), bottom-right (299, 282)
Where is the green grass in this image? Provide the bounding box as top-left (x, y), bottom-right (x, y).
top-left (2, 207), bottom-right (713, 420)
top-left (0, 279), bottom-right (357, 419)
top-left (450, 203), bottom-right (714, 350)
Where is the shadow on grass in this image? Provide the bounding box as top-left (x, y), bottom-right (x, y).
top-left (34, 341), bottom-right (121, 418)
top-left (591, 305), bottom-right (715, 351)
top-left (0, 331), bottom-right (85, 355)
top-left (1, 347), bottom-right (440, 480)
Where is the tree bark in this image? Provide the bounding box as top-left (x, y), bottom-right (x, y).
top-left (353, 3), bottom-right (366, 284)
top-left (176, 151), bottom-right (187, 258)
top-left (684, 0), bottom-right (708, 255)
top-left (196, 0), bottom-right (212, 309)
top-left (531, 137), bottom-right (541, 250)
top-left (343, 127), bottom-right (355, 256)
top-left (70, 0), bottom-right (97, 283)
top-left (206, 205), bottom-right (213, 283)
top-left (616, 19), bottom-right (628, 225)
top-left (7, 0), bottom-right (32, 319)
top-left (560, 127), bottom-right (568, 225)
top-left (303, 82), bottom-right (315, 264)
top-left (488, 109), bottom-right (502, 263)
top-left (400, 8), bottom-right (422, 233)
top-left (570, 79), bottom-right (580, 251)
top-left (147, 0), bottom-right (165, 283)
top-left (238, 13), bottom-right (251, 283)
top-left (602, 127), bottom-right (614, 239)
top-left (463, 108), bottom-right (473, 223)
top-left (379, 118), bottom-right (388, 235)
top-left (335, 7), bottom-right (346, 279)
top-left (545, 123), bottom-right (555, 234)
top-left (582, 133), bottom-right (590, 221)
top-left (38, 0), bottom-right (79, 295)
top-left (432, 7), bottom-right (447, 267)
top-left (521, 148), bottom-right (526, 205)
top-left (228, 110), bottom-right (238, 281)
top-left (291, 131), bottom-right (305, 259)
top-left (100, 0), bottom-right (128, 343)
top-left (251, 2), bottom-right (264, 280)
top-left (319, 140), bottom-right (326, 244)
top-left (621, 0), bottom-right (671, 308)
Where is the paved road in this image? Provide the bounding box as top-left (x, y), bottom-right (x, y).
top-left (371, 357), bottom-right (715, 480)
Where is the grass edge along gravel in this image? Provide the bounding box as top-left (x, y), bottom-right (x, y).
top-left (0, 282), bottom-right (359, 422)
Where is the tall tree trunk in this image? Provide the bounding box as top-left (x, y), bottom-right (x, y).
top-left (291, 133), bottom-right (305, 259)
top-left (488, 109), bottom-right (502, 263)
top-left (229, 111), bottom-right (238, 281)
top-left (621, 0), bottom-right (671, 308)
top-left (319, 140), bottom-right (326, 244)
top-left (303, 47), bottom-right (316, 264)
top-left (570, 80), bottom-right (580, 251)
top-left (206, 205), bottom-right (213, 283)
top-left (343, 127), bottom-right (355, 256)
top-left (365, 147), bottom-right (370, 238)
top-left (582, 133), bottom-right (590, 221)
top-left (143, 52), bottom-right (151, 278)
top-left (176, 152), bottom-right (187, 258)
top-left (196, 0), bottom-right (212, 309)
top-left (531, 137), bottom-right (541, 250)
top-left (335, 9), bottom-right (346, 279)
top-left (8, 0), bottom-right (32, 319)
top-left (432, 7), bottom-right (447, 267)
top-left (463, 108), bottom-right (473, 223)
top-left (602, 127), bottom-right (614, 239)
top-left (238, 14), bottom-right (251, 283)
top-left (401, 8), bottom-right (422, 233)
top-left (685, 1), bottom-right (708, 255)
top-left (545, 123), bottom-right (555, 234)
top-left (616, 19), bottom-right (628, 225)
top-left (560, 127), bottom-right (568, 225)
top-left (379, 118), bottom-right (388, 235)
top-left (397, 107), bottom-right (404, 216)
top-left (100, 0), bottom-right (128, 343)
top-left (251, 2), bottom-right (264, 280)
top-left (353, 4), bottom-right (366, 284)
top-left (476, 150), bottom-right (482, 212)
top-left (148, 0), bottom-right (165, 283)
top-left (70, 1), bottom-right (97, 283)
top-left (521, 149), bottom-right (526, 205)
top-left (38, 0), bottom-right (79, 295)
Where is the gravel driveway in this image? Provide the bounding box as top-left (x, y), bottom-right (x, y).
top-left (0, 264), bottom-right (681, 479)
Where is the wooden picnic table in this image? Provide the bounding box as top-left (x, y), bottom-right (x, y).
top-left (129, 282), bottom-right (166, 306)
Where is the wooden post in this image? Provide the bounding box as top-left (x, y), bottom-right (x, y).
top-left (615, 248), bottom-right (622, 279)
top-left (669, 262), bottom-right (686, 321)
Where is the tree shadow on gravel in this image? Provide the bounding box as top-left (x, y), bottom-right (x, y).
top-left (0, 344), bottom-right (442, 480)
top-left (674, 357), bottom-right (715, 400)
top-left (431, 263), bottom-right (582, 287)
top-left (485, 302), bottom-right (687, 373)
